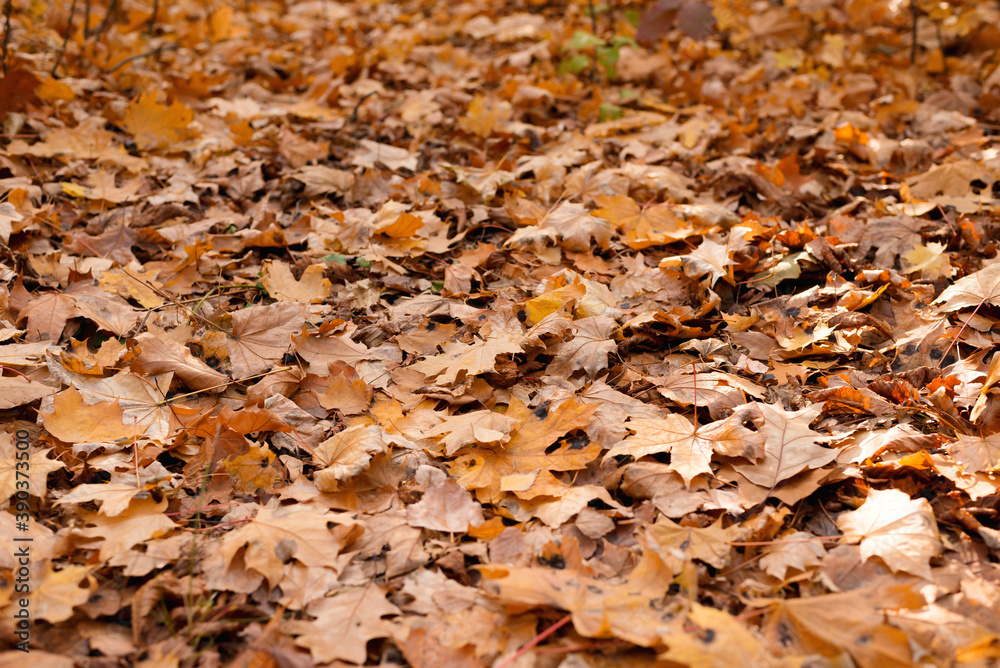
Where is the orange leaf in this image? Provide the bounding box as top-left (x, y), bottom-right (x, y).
top-left (41, 386), bottom-right (142, 443)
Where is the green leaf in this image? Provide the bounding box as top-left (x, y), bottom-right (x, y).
top-left (625, 8), bottom-right (641, 27)
top-left (431, 280), bottom-right (444, 294)
top-left (559, 54), bottom-right (592, 75)
top-left (322, 253), bottom-right (349, 264)
top-left (599, 104), bottom-right (624, 122)
top-left (566, 30), bottom-right (605, 51)
top-left (355, 257), bottom-right (372, 268)
top-left (610, 35), bottom-right (638, 49)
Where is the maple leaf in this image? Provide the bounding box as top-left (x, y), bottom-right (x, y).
top-left (758, 531), bottom-right (827, 579)
top-left (260, 260), bottom-right (332, 304)
top-left (411, 336), bottom-right (522, 386)
top-left (732, 402), bottom-right (838, 491)
top-left (661, 604), bottom-right (798, 667)
top-left (16, 292), bottom-right (76, 341)
top-left (219, 505), bottom-right (360, 588)
top-left (451, 398), bottom-right (600, 502)
top-left (424, 409), bottom-right (519, 456)
top-left (317, 372), bottom-right (372, 416)
top-left (44, 365), bottom-right (179, 443)
top-left (353, 139), bottom-right (418, 171)
top-left (289, 586), bottom-right (401, 664)
top-left (227, 302), bottom-right (304, 379)
top-left (29, 564), bottom-right (95, 624)
top-left (458, 95), bottom-right (512, 137)
top-left (123, 91), bottom-right (194, 151)
top-left (0, 433), bottom-right (64, 499)
top-left (223, 444), bottom-right (283, 494)
top-left (605, 415), bottom-right (716, 486)
top-left (289, 165), bottom-right (355, 197)
top-left (933, 262), bottom-right (1000, 312)
top-left (948, 433), bottom-right (1000, 473)
top-left (61, 169), bottom-right (142, 204)
top-left (77, 496), bottom-right (177, 562)
top-left (313, 424), bottom-right (413, 490)
top-left (593, 194), bottom-right (707, 248)
top-left (406, 479), bottom-right (485, 532)
top-left (901, 242), bottom-right (953, 279)
top-left (54, 482), bottom-right (145, 517)
top-left (542, 202), bottom-right (614, 251)
top-left (129, 332), bottom-right (227, 391)
top-left (835, 488), bottom-right (942, 579)
top-left (0, 201), bottom-right (22, 243)
top-left (648, 517), bottom-right (734, 568)
top-left (544, 315), bottom-right (618, 378)
top-left (41, 386), bottom-right (141, 443)
top-left (479, 538), bottom-right (679, 647)
top-left (762, 584), bottom-right (924, 668)
top-left (0, 375), bottom-right (55, 408)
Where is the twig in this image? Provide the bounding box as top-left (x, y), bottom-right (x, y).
top-left (83, 0), bottom-right (91, 37)
top-left (102, 42), bottom-right (178, 74)
top-left (587, 0), bottom-right (598, 35)
top-left (350, 91), bottom-right (378, 122)
top-left (910, 0), bottom-right (918, 65)
top-left (1, 0), bottom-right (13, 77)
top-left (91, 0), bottom-right (119, 46)
top-left (147, 0), bottom-right (158, 35)
top-left (51, 0), bottom-right (79, 77)
top-left (496, 614), bottom-right (572, 668)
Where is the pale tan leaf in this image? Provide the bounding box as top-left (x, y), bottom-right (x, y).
top-left (290, 586), bottom-right (400, 664)
top-left (544, 315), bottom-right (618, 378)
top-left (836, 488), bottom-right (941, 579)
top-left (130, 332), bottom-right (228, 391)
top-left (228, 302), bottom-right (305, 379)
top-left (406, 479), bottom-right (484, 532)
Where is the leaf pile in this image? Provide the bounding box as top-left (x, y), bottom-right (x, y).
top-left (2, 0), bottom-right (1000, 666)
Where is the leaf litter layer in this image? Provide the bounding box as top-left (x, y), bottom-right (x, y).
top-left (2, 0), bottom-right (1000, 665)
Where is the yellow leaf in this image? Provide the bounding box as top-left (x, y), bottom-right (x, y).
top-left (123, 91), bottom-right (194, 151)
top-left (36, 76), bottom-right (75, 102)
top-left (41, 386), bottom-right (141, 443)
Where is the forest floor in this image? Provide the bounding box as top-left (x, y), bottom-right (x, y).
top-left (2, 0), bottom-right (1000, 666)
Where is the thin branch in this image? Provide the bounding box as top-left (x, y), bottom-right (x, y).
top-left (91, 0), bottom-right (119, 46)
top-left (83, 0), bottom-right (91, 38)
top-left (910, 0), bottom-right (918, 65)
top-left (101, 41), bottom-right (178, 74)
top-left (1, 0), bottom-right (13, 77)
top-left (147, 0), bottom-right (159, 35)
top-left (51, 0), bottom-right (79, 77)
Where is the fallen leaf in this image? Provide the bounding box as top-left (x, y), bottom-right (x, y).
top-left (41, 386), bottom-right (141, 443)
top-left (836, 488), bottom-right (941, 579)
top-left (289, 586), bottom-right (400, 664)
top-left (227, 302), bottom-right (304, 379)
top-left (406, 479), bottom-right (485, 532)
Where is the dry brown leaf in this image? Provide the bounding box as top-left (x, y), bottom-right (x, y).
top-left (228, 302), bottom-right (304, 379)
top-left (260, 260), bottom-right (332, 304)
top-left (41, 386), bottom-right (141, 443)
top-left (289, 586), bottom-right (400, 664)
top-left (0, 375), bottom-right (55, 408)
top-left (129, 332), bottom-right (228, 391)
top-left (406, 479), bottom-right (485, 532)
top-left (835, 488), bottom-right (941, 579)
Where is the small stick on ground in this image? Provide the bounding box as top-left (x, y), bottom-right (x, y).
top-left (147, 0), bottom-right (158, 35)
top-left (1, 0), bottom-right (13, 77)
top-left (51, 0), bottom-right (79, 77)
top-left (91, 0), bottom-right (119, 46)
